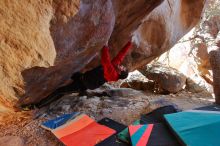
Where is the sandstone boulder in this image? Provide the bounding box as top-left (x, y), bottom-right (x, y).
top-left (140, 64), bottom-right (187, 93)
top-left (120, 80), bottom-right (155, 92)
top-left (0, 0), bottom-right (205, 113)
top-left (0, 0), bottom-right (56, 112)
top-left (185, 78), bottom-right (211, 95)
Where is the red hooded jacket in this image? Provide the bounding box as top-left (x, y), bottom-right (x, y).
top-left (101, 41), bottom-right (132, 81)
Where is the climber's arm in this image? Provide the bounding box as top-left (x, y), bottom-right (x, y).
top-left (101, 46), bottom-right (112, 67)
top-left (101, 46), bottom-right (119, 81)
top-left (111, 41), bottom-right (132, 66)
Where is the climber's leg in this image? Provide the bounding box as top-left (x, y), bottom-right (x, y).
top-left (35, 74), bottom-right (87, 108)
top-left (35, 92), bottom-right (64, 108)
top-left (54, 80), bottom-right (87, 94)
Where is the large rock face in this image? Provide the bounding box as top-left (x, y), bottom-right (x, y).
top-left (0, 0), bottom-right (205, 113)
top-left (0, 0), bottom-right (56, 113)
top-left (128, 0), bottom-right (205, 69)
top-left (19, 0), bottom-right (165, 106)
top-left (20, 0), bottom-right (116, 106)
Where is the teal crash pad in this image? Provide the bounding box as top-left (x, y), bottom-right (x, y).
top-left (165, 110), bottom-right (220, 146)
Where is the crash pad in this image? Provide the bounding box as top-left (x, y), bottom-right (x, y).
top-left (143, 123), bottom-right (180, 146)
top-left (96, 135), bottom-right (128, 146)
top-left (117, 120), bottom-right (141, 143)
top-left (141, 105), bottom-right (179, 124)
top-left (97, 118), bottom-right (128, 146)
top-left (98, 118), bottom-right (127, 134)
top-left (139, 106), bottom-right (180, 146)
top-left (195, 104), bottom-right (220, 111)
top-left (52, 114), bottom-right (94, 138)
top-left (165, 110), bottom-right (220, 146)
top-left (41, 112), bottom-right (80, 130)
top-left (60, 122), bottom-right (115, 146)
top-left (52, 114), bottom-right (116, 146)
top-left (129, 124), bottom-right (154, 146)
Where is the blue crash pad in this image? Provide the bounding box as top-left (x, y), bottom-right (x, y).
top-left (41, 112), bottom-right (80, 130)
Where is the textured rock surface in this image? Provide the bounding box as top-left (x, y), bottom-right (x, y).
top-left (0, 136), bottom-right (25, 146)
top-left (202, 16), bottom-right (220, 103)
top-left (140, 64), bottom-right (187, 93)
top-left (22, 0), bottom-right (205, 106)
top-left (126, 0), bottom-right (205, 69)
top-left (209, 40), bottom-right (220, 103)
top-left (121, 80), bottom-right (155, 92)
top-left (191, 15), bottom-right (220, 103)
top-left (0, 0), bottom-right (205, 113)
top-left (19, 0), bottom-right (164, 106)
top-left (40, 88), bottom-right (150, 124)
top-left (0, 0), bottom-right (56, 112)
top-left (19, 0), bottom-right (116, 106)
top-left (186, 78), bottom-right (212, 96)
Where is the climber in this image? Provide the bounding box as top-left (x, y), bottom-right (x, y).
top-left (23, 41), bottom-right (133, 109)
